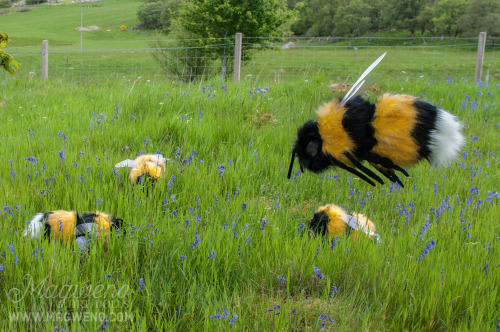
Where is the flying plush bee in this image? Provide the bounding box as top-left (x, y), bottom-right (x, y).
top-left (23, 210), bottom-right (123, 251)
top-left (115, 153), bottom-right (172, 185)
top-left (309, 203), bottom-right (380, 242)
top-left (287, 53), bottom-right (464, 187)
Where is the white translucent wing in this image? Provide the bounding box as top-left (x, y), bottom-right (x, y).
top-left (340, 214), bottom-right (381, 243)
top-left (338, 52), bottom-right (386, 109)
top-left (152, 154), bottom-right (174, 166)
top-left (115, 159), bottom-right (139, 168)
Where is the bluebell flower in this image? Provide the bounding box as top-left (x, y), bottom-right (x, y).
top-left (330, 236), bottom-right (338, 249)
top-left (206, 251), bottom-right (216, 261)
top-left (217, 164), bottom-right (227, 177)
top-left (241, 203), bottom-right (247, 211)
top-left (313, 267), bottom-right (324, 280)
top-left (210, 313), bottom-right (221, 319)
top-left (277, 275), bottom-right (285, 285)
top-left (192, 232), bottom-right (200, 249)
top-left (229, 314), bottom-right (238, 324)
top-left (259, 219), bottom-right (268, 231)
top-left (222, 308), bottom-right (229, 319)
top-left (329, 285), bottom-right (337, 298)
top-left (139, 278), bottom-right (144, 291)
top-left (484, 262), bottom-right (489, 275)
top-left (297, 223), bottom-right (304, 235)
top-left (101, 317), bottom-right (110, 330)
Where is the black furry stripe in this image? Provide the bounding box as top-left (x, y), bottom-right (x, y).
top-left (81, 213), bottom-right (96, 224)
top-left (412, 100), bottom-right (438, 162)
top-left (345, 224), bottom-right (353, 236)
top-left (309, 211), bottom-right (330, 236)
top-left (43, 212), bottom-right (51, 239)
top-left (111, 217), bottom-right (124, 231)
top-left (341, 96), bottom-right (377, 157)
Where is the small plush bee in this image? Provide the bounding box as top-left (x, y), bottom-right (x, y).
top-left (23, 210), bottom-right (123, 251)
top-left (309, 203), bottom-right (380, 242)
top-left (115, 153), bottom-right (172, 185)
top-left (287, 53), bottom-right (464, 187)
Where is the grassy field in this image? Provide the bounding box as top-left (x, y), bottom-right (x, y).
top-left (0, 74), bottom-right (499, 330)
top-left (0, 0), bottom-right (148, 46)
top-left (1, 0), bottom-right (498, 82)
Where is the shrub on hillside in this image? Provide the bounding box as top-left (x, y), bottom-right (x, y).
top-left (26, 0), bottom-right (47, 4)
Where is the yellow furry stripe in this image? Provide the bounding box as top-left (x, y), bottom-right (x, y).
top-left (316, 100), bottom-right (355, 165)
top-left (317, 204), bottom-right (348, 237)
top-left (129, 161), bottom-right (163, 184)
top-left (372, 94), bottom-right (420, 167)
top-left (134, 154), bottom-right (167, 167)
top-left (93, 212), bottom-right (112, 238)
top-left (129, 154), bottom-right (166, 184)
top-left (45, 210), bottom-right (77, 242)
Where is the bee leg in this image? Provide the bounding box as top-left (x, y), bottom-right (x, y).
top-left (343, 152), bottom-right (384, 185)
top-left (369, 163), bottom-right (404, 187)
top-left (364, 153), bottom-right (409, 177)
top-left (331, 158), bottom-right (376, 187)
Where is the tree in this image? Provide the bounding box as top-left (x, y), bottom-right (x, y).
top-left (416, 4), bottom-right (435, 36)
top-left (0, 32), bottom-right (20, 75)
top-left (459, 0), bottom-right (500, 40)
top-left (333, 0), bottom-right (373, 37)
top-left (137, 0), bottom-right (180, 32)
top-left (175, 0), bottom-right (291, 78)
top-left (291, 0), bottom-right (340, 36)
top-left (390, 0), bottom-right (428, 37)
top-left (432, 0), bottom-right (469, 38)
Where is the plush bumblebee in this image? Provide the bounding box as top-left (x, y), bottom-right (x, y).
top-left (309, 203), bottom-right (380, 242)
top-left (115, 153), bottom-right (171, 185)
top-left (287, 53), bottom-right (464, 187)
top-left (23, 210), bottom-right (123, 251)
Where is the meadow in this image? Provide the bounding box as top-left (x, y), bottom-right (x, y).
top-left (0, 72), bottom-right (499, 331)
top-left (1, 0), bottom-right (499, 330)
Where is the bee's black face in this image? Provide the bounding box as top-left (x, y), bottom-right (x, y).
top-left (288, 121), bottom-right (334, 178)
top-left (309, 210), bottom-right (330, 236)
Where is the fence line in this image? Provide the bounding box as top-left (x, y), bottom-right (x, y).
top-left (1, 35), bottom-right (498, 82)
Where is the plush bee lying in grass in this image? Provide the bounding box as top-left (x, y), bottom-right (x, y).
top-left (309, 203), bottom-right (380, 242)
top-left (23, 210), bottom-right (123, 251)
top-left (115, 153), bottom-right (172, 185)
top-left (288, 53), bottom-right (464, 187)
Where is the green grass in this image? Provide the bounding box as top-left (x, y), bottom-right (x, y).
top-left (0, 0), bottom-right (149, 47)
top-left (0, 75), bottom-right (498, 331)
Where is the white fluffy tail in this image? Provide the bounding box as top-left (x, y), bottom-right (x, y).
top-left (23, 213), bottom-right (44, 239)
top-left (429, 109), bottom-right (464, 166)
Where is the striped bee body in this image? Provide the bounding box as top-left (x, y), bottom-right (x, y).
top-left (309, 203), bottom-right (380, 242)
top-left (24, 210), bottom-right (123, 251)
top-left (115, 153), bottom-right (172, 185)
top-left (289, 93), bottom-right (464, 187)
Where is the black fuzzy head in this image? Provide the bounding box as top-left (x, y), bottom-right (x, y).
top-left (309, 210), bottom-right (330, 236)
top-left (287, 120), bottom-right (335, 178)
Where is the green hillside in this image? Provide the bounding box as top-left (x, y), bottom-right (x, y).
top-left (0, 0), bottom-right (151, 46)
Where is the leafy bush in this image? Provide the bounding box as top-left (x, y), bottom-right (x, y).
top-left (26, 0), bottom-right (46, 4)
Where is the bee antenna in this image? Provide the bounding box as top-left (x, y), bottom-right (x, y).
top-left (287, 152), bottom-right (296, 179)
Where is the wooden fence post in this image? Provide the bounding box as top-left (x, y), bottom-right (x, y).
top-left (42, 40), bottom-right (48, 79)
top-left (475, 32), bottom-right (486, 82)
top-left (234, 33), bottom-right (242, 82)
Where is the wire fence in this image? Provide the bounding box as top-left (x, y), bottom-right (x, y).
top-left (2, 36), bottom-right (499, 82)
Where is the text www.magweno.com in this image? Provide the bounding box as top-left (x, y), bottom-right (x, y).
top-left (9, 311), bottom-right (133, 323)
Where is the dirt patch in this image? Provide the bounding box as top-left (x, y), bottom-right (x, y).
top-left (75, 25), bottom-right (101, 32)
